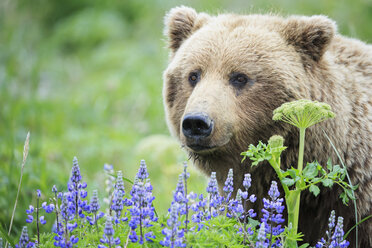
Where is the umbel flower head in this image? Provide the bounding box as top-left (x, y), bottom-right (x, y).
top-left (273, 99), bottom-right (335, 129)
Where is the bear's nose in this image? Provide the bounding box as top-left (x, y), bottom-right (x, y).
top-left (182, 113), bottom-right (213, 139)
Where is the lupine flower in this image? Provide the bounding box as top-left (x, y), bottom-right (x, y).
top-left (53, 233), bottom-right (79, 248)
top-left (261, 181), bottom-right (285, 243)
top-left (39, 216), bottom-right (46, 225)
top-left (243, 174), bottom-right (252, 191)
top-left (241, 173), bottom-right (257, 214)
top-left (206, 172), bottom-right (218, 195)
top-left (0, 237), bottom-right (3, 248)
top-left (255, 223), bottom-right (269, 248)
top-left (15, 226), bottom-right (35, 248)
top-left (331, 217), bottom-right (349, 247)
top-left (60, 193), bottom-right (75, 221)
top-left (111, 189), bottom-right (124, 223)
top-left (160, 203), bottom-right (185, 247)
top-left (232, 189), bottom-right (245, 217)
top-left (128, 161), bottom-right (157, 244)
top-left (206, 172), bottom-right (222, 216)
top-left (316, 211), bottom-right (349, 248)
top-left (67, 157), bottom-right (89, 219)
top-left (103, 164), bottom-right (116, 206)
top-left (54, 193), bottom-right (79, 247)
top-left (115, 171), bottom-right (125, 194)
top-left (98, 217), bottom-right (121, 248)
top-left (42, 201), bottom-right (55, 214)
top-left (51, 185), bottom-right (61, 233)
top-left (137, 160), bottom-right (149, 180)
top-left (223, 169), bottom-right (234, 202)
top-left (52, 185), bottom-right (58, 193)
top-left (110, 171), bottom-right (131, 223)
top-left (173, 174), bottom-right (187, 215)
top-left (87, 190), bottom-right (104, 227)
top-left (191, 194), bottom-right (208, 230)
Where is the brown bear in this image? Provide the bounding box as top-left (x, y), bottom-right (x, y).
top-left (162, 6), bottom-right (372, 247)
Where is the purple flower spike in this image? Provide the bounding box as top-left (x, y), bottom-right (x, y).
top-left (261, 181), bottom-right (285, 242)
top-left (36, 189), bottom-right (41, 198)
top-left (90, 190), bottom-right (100, 213)
top-left (223, 169), bottom-right (234, 201)
top-left (243, 173), bottom-right (252, 190)
top-left (71, 157), bottom-right (82, 184)
top-left (160, 203), bottom-right (185, 247)
top-left (316, 211), bottom-right (349, 248)
top-left (15, 226), bottom-right (35, 248)
top-left (255, 223), bottom-right (269, 248)
top-left (52, 185), bottom-right (58, 193)
top-left (99, 217), bottom-right (120, 247)
top-left (137, 160), bottom-right (149, 180)
top-left (268, 181), bottom-right (280, 200)
top-left (115, 171), bottom-right (125, 194)
top-left (129, 167), bottom-right (157, 244)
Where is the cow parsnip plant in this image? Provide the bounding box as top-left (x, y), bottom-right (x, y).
top-left (242, 99), bottom-right (355, 247)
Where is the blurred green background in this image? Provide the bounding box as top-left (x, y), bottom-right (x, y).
top-left (1, 0), bottom-right (371, 237)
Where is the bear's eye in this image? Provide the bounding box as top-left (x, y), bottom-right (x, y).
top-left (188, 71), bottom-right (201, 86)
top-left (229, 72), bottom-right (251, 88)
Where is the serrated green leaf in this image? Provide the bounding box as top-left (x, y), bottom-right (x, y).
top-left (282, 177), bottom-right (295, 186)
top-left (322, 178), bottom-right (333, 187)
top-left (326, 158), bottom-right (333, 171)
top-left (288, 168), bottom-right (298, 179)
top-left (351, 184), bottom-right (359, 190)
top-left (309, 184), bottom-right (320, 196)
top-left (345, 189), bottom-right (355, 199)
top-left (303, 162), bottom-right (318, 179)
top-left (333, 165), bottom-right (341, 173)
top-left (340, 192), bottom-right (349, 205)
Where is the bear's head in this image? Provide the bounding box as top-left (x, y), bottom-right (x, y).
top-left (163, 6), bottom-right (336, 176)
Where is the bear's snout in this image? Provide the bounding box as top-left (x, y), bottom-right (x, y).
top-left (181, 113), bottom-right (214, 151)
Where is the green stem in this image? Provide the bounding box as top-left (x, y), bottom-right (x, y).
top-left (287, 128), bottom-right (306, 245)
top-left (298, 128), bottom-right (306, 172)
top-left (268, 158), bottom-right (289, 195)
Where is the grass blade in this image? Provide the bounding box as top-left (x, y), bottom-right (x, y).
top-left (322, 129), bottom-right (358, 248)
top-left (0, 223), bottom-right (15, 247)
top-left (6, 132), bottom-right (30, 248)
top-left (344, 215), bottom-right (372, 240)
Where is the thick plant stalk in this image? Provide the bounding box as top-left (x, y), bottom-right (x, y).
top-left (292, 128), bottom-right (306, 235)
top-left (6, 132), bottom-right (30, 248)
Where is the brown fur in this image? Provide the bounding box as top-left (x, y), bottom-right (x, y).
top-left (163, 6), bottom-right (372, 246)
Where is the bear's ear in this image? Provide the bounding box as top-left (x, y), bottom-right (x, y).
top-left (164, 6), bottom-right (209, 53)
top-left (281, 15), bottom-right (336, 62)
